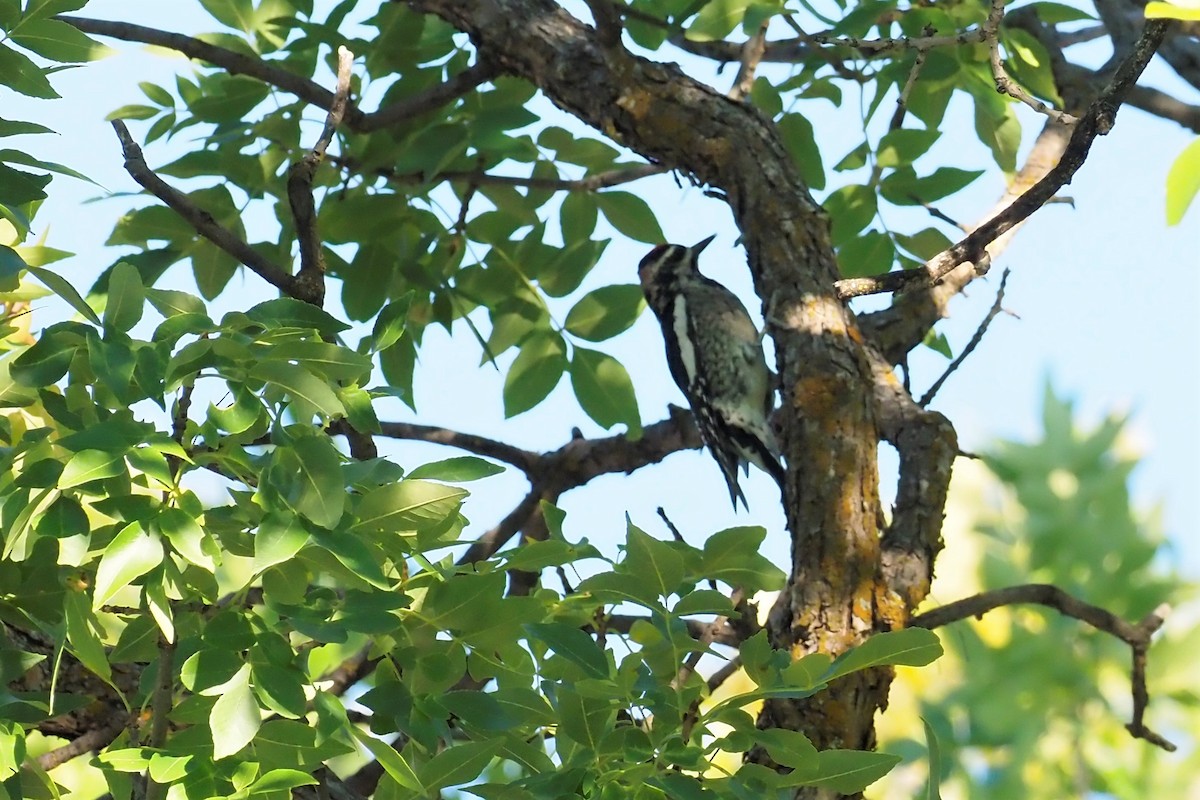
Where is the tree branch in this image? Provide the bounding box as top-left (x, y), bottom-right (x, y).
top-left (35, 715), bottom-right (127, 771)
top-left (917, 267), bottom-right (1010, 407)
top-left (374, 420), bottom-right (539, 472)
top-left (911, 584), bottom-right (1176, 751)
top-left (110, 120), bottom-right (300, 297)
top-left (984, 0), bottom-right (1078, 125)
top-left (287, 45), bottom-right (354, 307)
top-left (835, 19), bottom-right (1169, 301)
top-left (337, 156), bottom-right (667, 192)
top-left (62, 16), bottom-right (493, 134)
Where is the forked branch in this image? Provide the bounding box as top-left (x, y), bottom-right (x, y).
top-left (834, 19), bottom-right (1169, 301)
top-left (912, 583), bottom-right (1175, 751)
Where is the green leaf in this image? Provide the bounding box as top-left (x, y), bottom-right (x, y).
top-left (59, 449), bottom-right (125, 488)
top-left (823, 628), bottom-right (943, 682)
top-left (623, 524), bottom-right (685, 600)
top-left (687, 0), bottom-right (755, 42)
top-left (246, 769), bottom-right (319, 795)
top-left (837, 230), bottom-right (895, 278)
top-left (503, 332), bottom-right (565, 417)
top-left (407, 456), bottom-right (504, 482)
top-left (11, 18), bottom-right (108, 62)
top-left (701, 526), bottom-right (785, 590)
top-left (569, 347), bottom-right (640, 433)
top-left (595, 191), bottom-right (664, 244)
top-left (555, 685), bottom-right (613, 750)
top-left (881, 167), bottom-right (984, 205)
top-left (524, 623), bottom-right (610, 678)
top-left (350, 726), bottom-right (424, 793)
top-left (36, 494), bottom-right (86, 537)
top-left (157, 507), bottom-right (216, 571)
top-left (267, 341), bottom-right (372, 382)
top-left (564, 284), bottom-right (645, 341)
top-left (419, 740), bottom-right (503, 792)
top-left (254, 512), bottom-right (310, 573)
top-left (104, 104), bottom-right (160, 121)
top-left (755, 728), bottom-right (818, 772)
top-left (370, 295), bottom-right (412, 353)
top-left (139, 81), bottom-right (174, 107)
top-left (103, 261), bottom-right (145, 333)
top-left (250, 360), bottom-right (345, 418)
top-left (27, 265), bottom-right (102, 325)
top-left (10, 332), bottom-right (78, 387)
top-left (804, 749), bottom-right (901, 793)
top-left (560, 191), bottom-right (597, 242)
top-left (64, 590), bottom-right (112, 681)
top-left (779, 113), bottom-right (825, 191)
top-left (0, 244), bottom-right (24, 291)
top-left (876, 128), bottom-right (941, 168)
top-left (146, 287), bottom-right (206, 317)
top-left (210, 664), bottom-right (261, 759)
top-left (353, 480), bottom-right (467, 534)
top-left (0, 162), bottom-right (49, 205)
top-left (1166, 137), bottom-right (1200, 225)
top-left (92, 522), bottom-right (164, 609)
top-left (244, 297), bottom-right (350, 334)
top-left (1032, 1), bottom-right (1096, 23)
top-left (922, 717), bottom-right (942, 800)
top-left (289, 436), bottom-right (346, 529)
top-left (824, 184), bottom-right (877, 246)
top-left (0, 43), bottom-right (58, 98)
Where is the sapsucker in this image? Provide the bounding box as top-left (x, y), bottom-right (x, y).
top-left (638, 235), bottom-right (786, 509)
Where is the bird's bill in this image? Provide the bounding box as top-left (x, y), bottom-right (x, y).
top-left (691, 235), bottom-right (716, 254)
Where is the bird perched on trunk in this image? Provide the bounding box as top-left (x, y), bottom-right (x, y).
top-left (637, 236), bottom-right (785, 509)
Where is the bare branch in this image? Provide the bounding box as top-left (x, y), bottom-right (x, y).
top-left (335, 156), bottom-right (667, 192)
top-left (110, 120), bottom-right (300, 298)
top-left (918, 267), bottom-right (1010, 407)
top-left (911, 583), bottom-right (1175, 751)
top-left (357, 61), bottom-right (496, 132)
top-left (584, 0), bottom-right (623, 49)
top-left (374, 421), bottom-right (538, 471)
top-left (458, 484), bottom-right (549, 564)
top-left (35, 716), bottom-right (127, 771)
top-left (63, 16), bottom-right (492, 134)
top-left (984, 0), bottom-right (1078, 125)
top-left (288, 45), bottom-right (355, 307)
top-left (836, 19), bottom-right (1169, 301)
top-left (728, 22), bottom-right (769, 101)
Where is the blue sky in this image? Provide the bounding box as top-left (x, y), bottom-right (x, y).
top-left (7, 1), bottom-right (1197, 576)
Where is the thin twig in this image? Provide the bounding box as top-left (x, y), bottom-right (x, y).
top-left (889, 46), bottom-right (929, 130)
top-left (984, 0), bottom-right (1078, 125)
top-left (835, 19), bottom-right (1169, 300)
top-left (144, 636), bottom-right (176, 800)
top-left (657, 507), bottom-right (718, 591)
top-left (918, 267), bottom-right (1009, 407)
top-left (288, 45), bottom-right (355, 307)
top-left (63, 17), bottom-right (493, 134)
top-left (911, 583), bottom-right (1175, 751)
top-left (706, 655), bottom-right (743, 693)
top-left (110, 121), bottom-right (300, 298)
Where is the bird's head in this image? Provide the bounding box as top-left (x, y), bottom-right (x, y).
top-left (637, 236), bottom-right (714, 295)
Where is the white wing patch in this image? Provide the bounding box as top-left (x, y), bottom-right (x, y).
top-left (671, 295), bottom-right (698, 387)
